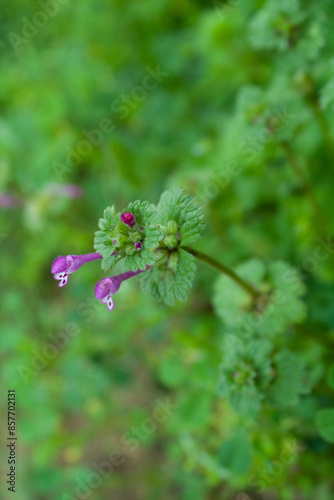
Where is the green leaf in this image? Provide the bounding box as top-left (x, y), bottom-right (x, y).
top-left (98, 205), bottom-right (119, 231)
top-left (126, 199), bottom-right (157, 226)
top-left (125, 249), bottom-right (156, 272)
top-left (268, 350), bottom-right (309, 408)
top-left (156, 187), bottom-right (205, 245)
top-left (213, 258), bottom-right (266, 327)
top-left (315, 408), bottom-right (334, 443)
top-left (248, 0), bottom-right (305, 52)
top-left (94, 206), bottom-right (119, 258)
top-left (140, 249), bottom-right (196, 306)
top-left (217, 429), bottom-right (252, 476)
top-left (158, 357), bottom-right (187, 388)
top-left (101, 252), bottom-right (122, 272)
top-left (177, 391), bottom-right (212, 430)
top-left (144, 225), bottom-right (164, 249)
top-left (218, 339), bottom-right (273, 417)
top-left (94, 205), bottom-right (119, 260)
top-left (214, 259), bottom-right (306, 338)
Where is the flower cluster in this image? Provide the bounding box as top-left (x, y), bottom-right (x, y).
top-left (94, 201), bottom-right (163, 274)
top-left (51, 211), bottom-right (151, 311)
top-left (51, 188), bottom-right (205, 310)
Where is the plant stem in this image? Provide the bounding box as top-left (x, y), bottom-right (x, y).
top-left (182, 246), bottom-right (260, 299)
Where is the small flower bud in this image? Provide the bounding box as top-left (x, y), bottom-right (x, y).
top-left (164, 235), bottom-right (178, 250)
top-left (135, 242), bottom-right (142, 250)
top-left (129, 231), bottom-right (142, 243)
top-left (167, 220), bottom-right (178, 234)
top-left (167, 252), bottom-right (179, 272)
top-left (125, 244), bottom-right (136, 255)
top-left (120, 212), bottom-right (136, 227)
top-left (118, 234), bottom-right (128, 246)
top-left (155, 248), bottom-right (169, 263)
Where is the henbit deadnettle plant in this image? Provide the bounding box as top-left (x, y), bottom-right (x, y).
top-left (51, 187), bottom-right (261, 311)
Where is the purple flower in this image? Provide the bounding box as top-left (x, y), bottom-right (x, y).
top-left (46, 183), bottom-right (83, 199)
top-left (0, 194), bottom-right (22, 208)
top-left (135, 242), bottom-right (142, 250)
top-left (52, 252), bottom-right (102, 287)
top-left (95, 267), bottom-right (150, 311)
top-left (120, 212), bottom-right (136, 227)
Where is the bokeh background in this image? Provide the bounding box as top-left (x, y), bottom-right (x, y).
top-left (1, 0), bottom-right (334, 499)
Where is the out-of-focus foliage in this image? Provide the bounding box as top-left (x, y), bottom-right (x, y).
top-left (0, 0), bottom-right (334, 499)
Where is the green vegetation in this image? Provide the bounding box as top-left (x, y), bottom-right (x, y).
top-left (1, 0), bottom-right (334, 498)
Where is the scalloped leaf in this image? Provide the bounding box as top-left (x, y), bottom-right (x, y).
top-left (125, 250), bottom-right (156, 272)
top-left (217, 339), bottom-right (273, 417)
top-left (268, 350), bottom-right (308, 408)
top-left (140, 249), bottom-right (196, 306)
top-left (144, 225), bottom-right (164, 249)
top-left (126, 200), bottom-right (157, 225)
top-left (214, 259), bottom-right (306, 338)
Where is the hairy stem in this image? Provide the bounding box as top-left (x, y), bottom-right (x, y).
top-left (182, 246), bottom-right (260, 299)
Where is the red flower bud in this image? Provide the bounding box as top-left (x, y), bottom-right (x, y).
top-left (120, 212), bottom-right (136, 227)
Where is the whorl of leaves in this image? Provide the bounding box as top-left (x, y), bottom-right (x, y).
top-left (94, 188), bottom-right (205, 304)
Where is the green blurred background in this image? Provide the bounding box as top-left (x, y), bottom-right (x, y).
top-left (1, 0), bottom-right (334, 498)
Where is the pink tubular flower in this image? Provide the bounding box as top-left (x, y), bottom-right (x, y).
top-left (0, 194), bottom-right (22, 208)
top-left (52, 252), bottom-right (102, 287)
top-left (95, 267), bottom-right (150, 311)
top-left (120, 212), bottom-right (136, 227)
